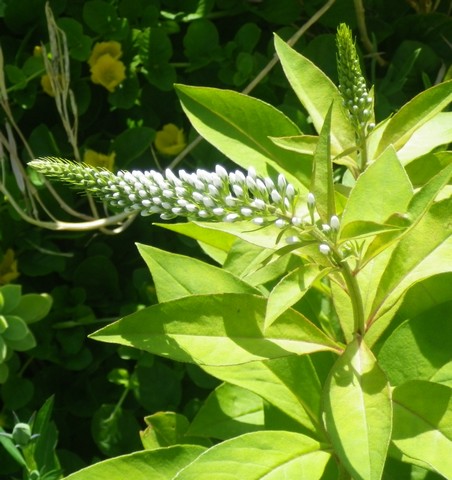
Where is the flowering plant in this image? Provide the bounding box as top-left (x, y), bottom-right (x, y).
top-left (28, 25), bottom-right (452, 480)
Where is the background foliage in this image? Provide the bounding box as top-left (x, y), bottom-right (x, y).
top-left (0, 0), bottom-right (451, 478)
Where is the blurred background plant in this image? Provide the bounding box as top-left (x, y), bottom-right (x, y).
top-left (0, 0), bottom-right (450, 478)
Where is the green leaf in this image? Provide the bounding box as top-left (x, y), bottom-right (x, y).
top-left (141, 412), bottom-right (193, 449)
top-left (112, 127), bottom-right (155, 168)
top-left (340, 220), bottom-right (406, 241)
top-left (174, 431), bottom-right (332, 480)
top-left (11, 293), bottom-right (52, 324)
top-left (323, 338), bottom-right (392, 480)
top-left (392, 380), bottom-right (452, 478)
top-left (377, 301), bottom-right (452, 385)
top-left (265, 264), bottom-right (329, 329)
top-left (90, 293), bottom-right (340, 366)
top-left (269, 134), bottom-right (317, 156)
top-left (136, 243), bottom-right (259, 303)
top-left (2, 315), bottom-right (29, 341)
top-left (57, 18), bottom-right (91, 61)
top-left (63, 445), bottom-right (206, 480)
top-left (91, 404), bottom-right (141, 456)
top-left (202, 355), bottom-right (324, 437)
top-left (188, 383), bottom-right (264, 440)
top-left (156, 222), bottom-right (237, 255)
top-left (175, 84), bottom-right (310, 190)
top-left (340, 146), bottom-right (413, 231)
top-left (368, 197), bottom-right (452, 326)
top-left (374, 80), bottom-right (452, 158)
top-left (82, 0), bottom-right (120, 35)
top-left (0, 285), bottom-right (21, 313)
top-left (311, 102), bottom-right (336, 222)
top-left (274, 35), bottom-right (355, 157)
top-left (397, 112), bottom-right (452, 164)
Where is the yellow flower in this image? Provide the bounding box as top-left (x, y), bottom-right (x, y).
top-left (83, 149), bottom-right (116, 171)
top-left (90, 54), bottom-right (126, 92)
top-left (88, 41), bottom-right (122, 68)
top-left (154, 124), bottom-right (186, 156)
top-left (0, 249), bottom-right (19, 285)
top-left (41, 74), bottom-right (55, 97)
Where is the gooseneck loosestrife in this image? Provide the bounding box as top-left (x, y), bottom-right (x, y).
top-left (28, 24), bottom-right (371, 336)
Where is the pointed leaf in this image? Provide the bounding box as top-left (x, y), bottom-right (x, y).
top-left (136, 243), bottom-right (259, 303)
top-left (392, 380), bottom-right (452, 478)
top-left (368, 197), bottom-right (452, 325)
top-left (203, 355), bottom-right (324, 437)
top-left (269, 135), bottom-right (317, 156)
top-left (324, 338), bottom-right (392, 480)
top-left (377, 301), bottom-right (452, 386)
top-left (174, 431), bottom-right (332, 480)
top-left (311, 103), bottom-right (336, 222)
top-left (175, 84), bottom-right (310, 189)
top-left (63, 445), bottom-right (206, 480)
top-left (340, 146), bottom-right (413, 231)
top-left (274, 35), bottom-right (355, 159)
top-left (375, 80), bottom-right (452, 157)
top-left (90, 293), bottom-right (340, 366)
top-left (397, 112), bottom-right (452, 163)
top-left (265, 264), bottom-right (329, 329)
top-left (188, 383), bottom-right (264, 440)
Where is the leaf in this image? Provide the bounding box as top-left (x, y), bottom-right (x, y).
top-left (265, 264), bottom-right (329, 329)
top-left (311, 102), bottom-right (336, 222)
top-left (269, 135), bottom-right (317, 156)
top-left (323, 338), bottom-right (392, 480)
top-left (202, 355), bottom-right (324, 437)
top-left (274, 35), bottom-right (355, 157)
top-left (63, 445), bottom-right (206, 480)
top-left (111, 127), bottom-right (155, 168)
top-left (156, 222), bottom-right (237, 254)
top-left (141, 412), bottom-right (197, 449)
top-left (136, 243), bottom-right (259, 303)
top-left (175, 84), bottom-right (311, 190)
top-left (397, 112), bottom-right (452, 164)
top-left (12, 293), bottom-right (52, 324)
top-left (377, 301), bottom-right (452, 386)
top-left (374, 80), bottom-right (452, 158)
top-left (392, 380), bottom-right (452, 478)
top-left (340, 220), bottom-right (406, 241)
top-left (188, 383), bottom-right (264, 440)
top-left (173, 431), bottom-right (333, 480)
top-left (90, 293), bottom-right (340, 366)
top-left (340, 146), bottom-right (413, 231)
top-left (368, 197), bottom-right (452, 326)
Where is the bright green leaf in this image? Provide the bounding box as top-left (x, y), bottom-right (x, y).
top-left (265, 264), bottom-right (328, 329)
top-left (392, 380), bottom-right (452, 478)
top-left (374, 80), bottom-right (452, 158)
top-left (323, 338), bottom-right (392, 480)
top-left (188, 383), bottom-right (264, 440)
top-left (203, 355), bottom-right (324, 437)
top-left (377, 301), bottom-right (452, 385)
top-left (174, 430), bottom-right (332, 480)
top-left (63, 445), bottom-right (206, 480)
top-left (175, 84), bottom-right (310, 190)
top-left (311, 102), bottom-right (336, 222)
top-left (136, 243), bottom-right (259, 303)
top-left (274, 35), bottom-right (355, 158)
top-left (141, 412), bottom-right (190, 449)
top-left (90, 293), bottom-right (340, 366)
top-left (11, 293), bottom-right (52, 324)
top-left (340, 146), bottom-right (413, 231)
top-left (368, 197), bottom-right (452, 326)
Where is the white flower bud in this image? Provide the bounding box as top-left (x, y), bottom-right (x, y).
top-left (322, 224), bottom-right (331, 233)
top-left (271, 190), bottom-right (282, 203)
top-left (330, 215), bottom-right (340, 231)
top-left (247, 166), bottom-right (256, 179)
top-left (291, 216), bottom-right (302, 226)
top-left (286, 236), bottom-right (300, 245)
top-left (252, 217), bottom-right (264, 225)
top-left (241, 207), bottom-right (253, 217)
top-left (212, 207), bottom-right (225, 216)
top-left (225, 213), bottom-right (239, 222)
top-left (215, 165), bottom-right (228, 179)
top-left (319, 244), bottom-right (331, 255)
top-left (307, 192), bottom-right (315, 207)
top-left (277, 174), bottom-right (287, 190)
top-left (198, 210), bottom-right (210, 218)
top-left (232, 184), bottom-right (244, 197)
top-left (275, 218), bottom-right (287, 228)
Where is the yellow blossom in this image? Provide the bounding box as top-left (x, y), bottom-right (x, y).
top-left (0, 249), bottom-right (19, 285)
top-left (41, 74), bottom-right (55, 97)
top-left (154, 124), bottom-right (187, 156)
top-left (84, 149), bottom-right (116, 171)
top-left (88, 41), bottom-right (122, 68)
top-left (90, 54), bottom-right (126, 92)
